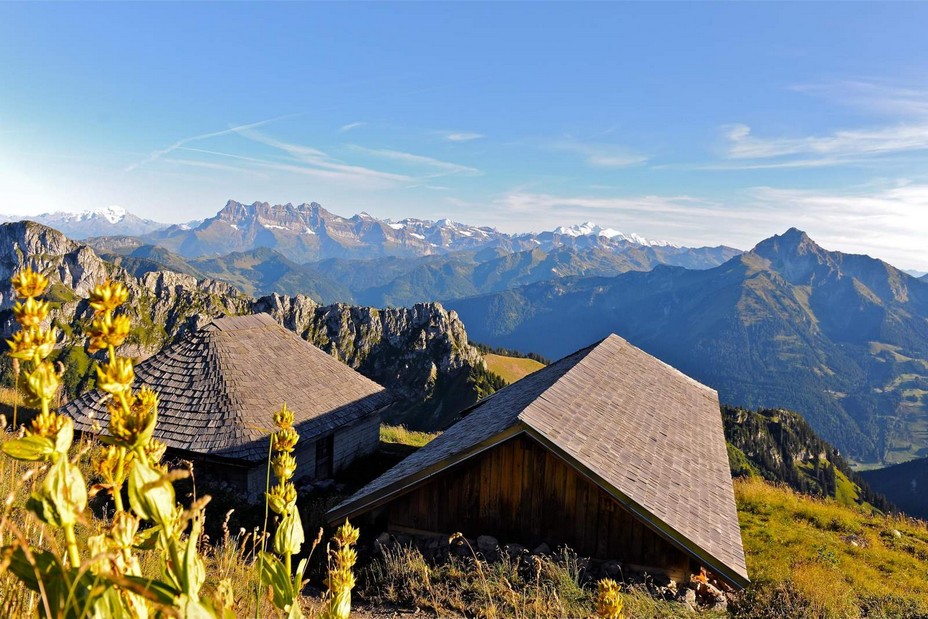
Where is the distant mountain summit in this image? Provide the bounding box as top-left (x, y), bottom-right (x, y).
top-left (448, 228), bottom-right (928, 464)
top-left (551, 221), bottom-right (674, 247)
top-left (0, 207), bottom-right (167, 239)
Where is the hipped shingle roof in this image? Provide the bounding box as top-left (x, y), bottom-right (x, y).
top-left (329, 334), bottom-right (748, 587)
top-left (62, 313), bottom-right (391, 462)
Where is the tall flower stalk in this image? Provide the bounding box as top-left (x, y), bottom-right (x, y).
top-left (0, 272), bottom-right (231, 617)
top-left (258, 404), bottom-right (312, 619)
top-left (321, 520), bottom-right (360, 619)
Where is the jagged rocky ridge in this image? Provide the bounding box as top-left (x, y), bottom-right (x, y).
top-left (88, 200), bottom-right (740, 267)
top-left (0, 221), bottom-right (483, 417)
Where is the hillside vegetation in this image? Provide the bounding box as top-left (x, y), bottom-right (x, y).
top-left (723, 406), bottom-right (891, 512)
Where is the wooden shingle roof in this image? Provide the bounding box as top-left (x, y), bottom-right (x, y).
top-left (62, 313), bottom-right (391, 462)
top-left (328, 334), bottom-right (749, 588)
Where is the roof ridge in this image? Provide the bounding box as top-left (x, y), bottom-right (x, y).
top-left (465, 337), bottom-right (602, 422)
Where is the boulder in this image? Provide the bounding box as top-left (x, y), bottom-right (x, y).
top-left (477, 535), bottom-right (499, 555)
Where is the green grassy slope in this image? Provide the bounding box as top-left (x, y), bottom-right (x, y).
top-left (734, 477), bottom-right (928, 618)
top-left (483, 353), bottom-right (545, 383)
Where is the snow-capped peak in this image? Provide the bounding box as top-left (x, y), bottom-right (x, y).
top-left (92, 206), bottom-right (127, 224)
top-left (552, 222), bottom-right (675, 247)
top-left (66, 206), bottom-right (128, 224)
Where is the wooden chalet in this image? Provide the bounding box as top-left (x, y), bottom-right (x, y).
top-left (62, 313), bottom-right (392, 495)
top-left (328, 334), bottom-right (749, 589)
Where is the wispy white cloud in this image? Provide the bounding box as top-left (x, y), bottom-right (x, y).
top-left (551, 139), bottom-right (648, 168)
top-left (124, 114), bottom-right (299, 172)
top-left (717, 80), bottom-right (928, 168)
top-left (444, 132), bottom-right (484, 142)
top-left (486, 182), bottom-right (928, 269)
top-left (350, 145), bottom-right (482, 177)
top-left (235, 130), bottom-right (415, 185)
top-left (162, 158), bottom-right (270, 178)
top-left (723, 122), bottom-right (928, 162)
top-left (790, 80), bottom-right (928, 119)
top-left (339, 121), bottom-right (366, 132)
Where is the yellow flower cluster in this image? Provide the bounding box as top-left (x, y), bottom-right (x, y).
top-left (268, 481), bottom-right (298, 511)
top-left (267, 403), bottom-right (300, 512)
top-left (108, 387), bottom-right (158, 447)
top-left (28, 408), bottom-right (70, 440)
top-left (322, 520), bottom-right (361, 619)
top-left (271, 451), bottom-right (297, 481)
top-left (96, 357), bottom-right (135, 397)
top-left (11, 268), bottom-right (50, 299)
top-left (87, 280), bottom-right (131, 353)
top-left (595, 578), bottom-right (625, 619)
top-left (5, 267), bottom-right (62, 414)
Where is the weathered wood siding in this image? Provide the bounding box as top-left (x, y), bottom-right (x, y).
top-left (333, 412), bottom-right (380, 472)
top-left (385, 434), bottom-right (691, 577)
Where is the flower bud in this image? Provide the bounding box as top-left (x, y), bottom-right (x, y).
top-left (11, 268), bottom-right (49, 299)
top-left (96, 358), bottom-right (135, 396)
top-left (271, 452), bottom-right (297, 482)
top-left (12, 297), bottom-right (51, 328)
top-left (273, 403), bottom-right (295, 429)
top-left (88, 280), bottom-right (129, 314)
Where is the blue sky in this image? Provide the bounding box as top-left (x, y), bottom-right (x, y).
top-left (1, 3), bottom-right (927, 269)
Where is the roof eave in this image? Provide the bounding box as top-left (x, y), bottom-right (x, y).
top-left (521, 425), bottom-right (750, 590)
top-left (326, 422), bottom-right (526, 523)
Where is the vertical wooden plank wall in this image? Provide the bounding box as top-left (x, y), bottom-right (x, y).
top-left (386, 434), bottom-right (690, 576)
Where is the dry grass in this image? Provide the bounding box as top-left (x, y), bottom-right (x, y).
top-left (362, 543), bottom-right (716, 619)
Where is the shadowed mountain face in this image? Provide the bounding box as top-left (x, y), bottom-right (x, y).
top-left (861, 457), bottom-right (928, 519)
top-left (91, 237), bottom-right (740, 307)
top-left (448, 228), bottom-right (928, 464)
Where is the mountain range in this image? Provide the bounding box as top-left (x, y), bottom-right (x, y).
top-left (77, 200), bottom-right (739, 264)
top-left (7, 203), bottom-right (928, 467)
top-left (1, 207), bottom-right (168, 238)
top-left (0, 220), bottom-right (490, 425)
top-left (447, 228), bottom-right (928, 465)
top-left (96, 242), bottom-right (741, 307)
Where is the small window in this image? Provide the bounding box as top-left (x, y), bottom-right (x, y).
top-left (315, 434), bottom-right (334, 479)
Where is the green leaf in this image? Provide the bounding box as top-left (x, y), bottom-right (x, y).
top-left (1, 435), bottom-right (56, 461)
top-left (128, 459), bottom-right (175, 525)
top-left (293, 557), bottom-right (308, 591)
top-left (133, 524), bottom-right (162, 551)
top-left (273, 509), bottom-right (305, 557)
top-left (54, 417), bottom-right (74, 454)
top-left (30, 459), bottom-right (87, 527)
top-left (257, 551), bottom-right (293, 610)
top-left (2, 544), bottom-right (60, 592)
top-left (178, 511), bottom-right (206, 596)
top-left (105, 574), bottom-right (180, 607)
